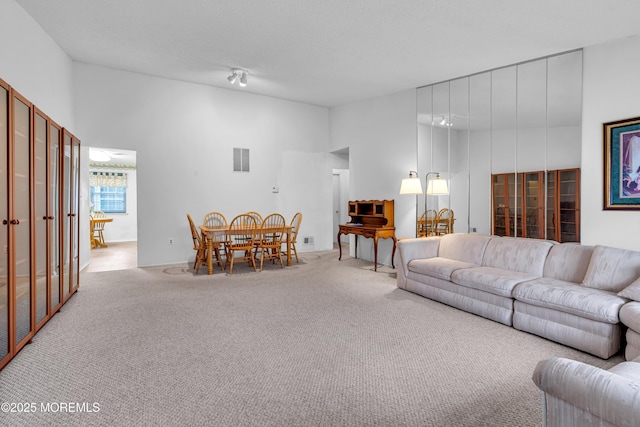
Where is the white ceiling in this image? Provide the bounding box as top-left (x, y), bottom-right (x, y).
top-left (15, 0), bottom-right (640, 107)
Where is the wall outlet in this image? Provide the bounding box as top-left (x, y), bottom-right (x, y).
top-left (471, 227), bottom-right (477, 233)
top-left (303, 236), bottom-right (314, 244)
top-left (168, 238), bottom-right (174, 245)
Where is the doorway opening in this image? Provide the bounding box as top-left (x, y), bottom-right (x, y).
top-left (86, 147), bottom-right (138, 272)
top-left (331, 147), bottom-right (350, 247)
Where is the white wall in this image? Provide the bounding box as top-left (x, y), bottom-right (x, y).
top-left (0, 0), bottom-right (74, 129)
top-left (330, 89), bottom-right (417, 266)
top-left (73, 63), bottom-right (332, 266)
top-left (5, 0), bottom-right (640, 265)
top-left (582, 35), bottom-right (640, 251)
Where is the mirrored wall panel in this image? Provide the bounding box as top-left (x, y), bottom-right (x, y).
top-left (416, 50), bottom-right (582, 241)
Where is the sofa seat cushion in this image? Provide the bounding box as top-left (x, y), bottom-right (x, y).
top-left (620, 301), bottom-right (640, 331)
top-left (451, 266), bottom-right (539, 297)
top-left (408, 257), bottom-right (478, 281)
top-left (513, 278), bottom-right (627, 324)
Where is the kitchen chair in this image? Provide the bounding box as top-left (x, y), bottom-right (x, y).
top-left (255, 213), bottom-right (286, 271)
top-left (417, 210), bottom-right (436, 237)
top-left (245, 211), bottom-right (263, 226)
top-left (203, 211), bottom-right (228, 270)
top-left (425, 209), bottom-right (437, 236)
top-left (187, 213), bottom-right (207, 274)
top-left (434, 208), bottom-right (454, 235)
top-left (226, 214), bottom-right (258, 275)
top-left (282, 212), bottom-right (302, 263)
top-left (91, 210), bottom-right (107, 248)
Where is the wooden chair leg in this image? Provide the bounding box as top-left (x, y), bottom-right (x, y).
top-left (228, 252), bottom-right (235, 275)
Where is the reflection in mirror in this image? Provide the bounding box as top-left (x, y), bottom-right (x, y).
top-left (449, 78), bottom-right (469, 233)
top-left (416, 85), bottom-right (433, 232)
top-left (547, 51), bottom-right (582, 170)
top-left (547, 50), bottom-right (582, 242)
top-left (430, 81), bottom-right (451, 224)
top-left (491, 66), bottom-right (518, 236)
top-left (417, 50), bottom-right (582, 241)
top-left (517, 59), bottom-right (547, 239)
top-left (469, 72), bottom-right (492, 234)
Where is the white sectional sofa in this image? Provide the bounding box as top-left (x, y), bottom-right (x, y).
top-left (532, 355), bottom-right (640, 426)
top-left (396, 233), bottom-right (640, 359)
top-left (397, 233), bottom-right (640, 425)
top-left (532, 276), bottom-right (640, 426)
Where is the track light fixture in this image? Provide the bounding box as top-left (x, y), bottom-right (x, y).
top-left (228, 68), bottom-right (248, 87)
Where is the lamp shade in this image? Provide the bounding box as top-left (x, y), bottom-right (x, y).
top-left (426, 177), bottom-right (449, 195)
top-left (400, 177), bottom-right (423, 194)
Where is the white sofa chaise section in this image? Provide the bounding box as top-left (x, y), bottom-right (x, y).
top-left (531, 277), bottom-right (640, 426)
top-left (397, 234), bottom-right (640, 359)
top-left (512, 244), bottom-right (635, 359)
top-left (619, 278), bottom-right (640, 361)
top-left (532, 356), bottom-right (640, 427)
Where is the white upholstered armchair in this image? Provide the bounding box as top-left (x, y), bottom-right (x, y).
top-left (532, 356), bottom-right (640, 426)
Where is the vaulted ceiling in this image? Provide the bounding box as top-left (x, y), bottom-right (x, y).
top-left (16, 0), bottom-right (640, 107)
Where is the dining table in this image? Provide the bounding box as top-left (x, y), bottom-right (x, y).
top-left (200, 224), bottom-right (294, 275)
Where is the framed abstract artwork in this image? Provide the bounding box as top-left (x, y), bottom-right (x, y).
top-left (603, 116), bottom-right (640, 210)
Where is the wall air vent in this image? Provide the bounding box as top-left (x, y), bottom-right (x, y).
top-left (233, 147), bottom-right (250, 172)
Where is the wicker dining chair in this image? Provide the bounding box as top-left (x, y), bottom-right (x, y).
top-left (254, 213), bottom-right (286, 271)
top-left (203, 211), bottom-right (228, 270)
top-left (187, 213), bottom-right (207, 273)
top-left (226, 214), bottom-right (258, 275)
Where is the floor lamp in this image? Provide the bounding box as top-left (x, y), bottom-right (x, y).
top-left (400, 171), bottom-right (423, 237)
top-left (425, 172), bottom-right (449, 235)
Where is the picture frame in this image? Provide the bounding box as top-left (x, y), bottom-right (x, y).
top-left (603, 116), bottom-right (640, 210)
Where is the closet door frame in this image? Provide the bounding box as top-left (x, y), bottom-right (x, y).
top-left (0, 78), bottom-right (10, 370)
top-left (9, 89), bottom-right (35, 354)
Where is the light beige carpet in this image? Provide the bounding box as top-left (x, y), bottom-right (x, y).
top-left (0, 249), bottom-right (622, 426)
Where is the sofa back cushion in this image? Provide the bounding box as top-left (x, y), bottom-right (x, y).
top-left (482, 237), bottom-right (553, 276)
top-left (543, 243), bottom-right (594, 283)
top-left (438, 233), bottom-right (491, 265)
top-left (582, 245), bottom-right (640, 292)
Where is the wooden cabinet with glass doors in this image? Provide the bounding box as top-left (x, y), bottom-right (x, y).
top-left (547, 168), bottom-right (580, 242)
top-left (0, 78), bottom-right (80, 371)
top-left (492, 168), bottom-right (580, 242)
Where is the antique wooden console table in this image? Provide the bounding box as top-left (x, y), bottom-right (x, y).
top-left (337, 199), bottom-right (396, 271)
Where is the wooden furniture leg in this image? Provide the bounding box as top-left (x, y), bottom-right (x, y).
top-left (373, 235), bottom-right (378, 271)
top-left (206, 236), bottom-right (213, 275)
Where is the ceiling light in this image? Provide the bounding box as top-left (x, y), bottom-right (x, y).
top-left (228, 68), bottom-right (248, 87)
top-left (89, 149), bottom-right (111, 162)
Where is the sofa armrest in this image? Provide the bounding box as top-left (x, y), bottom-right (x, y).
top-left (532, 357), bottom-right (640, 427)
top-left (396, 237), bottom-right (440, 288)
